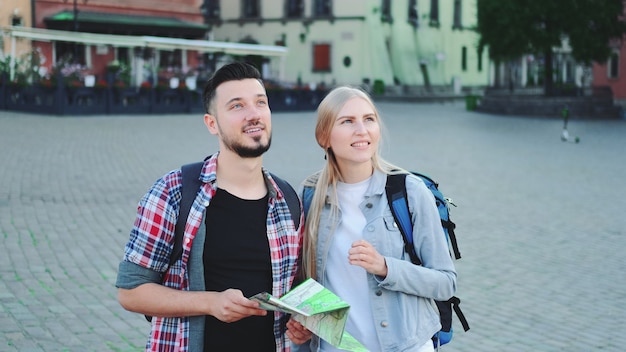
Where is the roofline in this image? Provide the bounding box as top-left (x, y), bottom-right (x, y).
top-left (2, 26), bottom-right (288, 57)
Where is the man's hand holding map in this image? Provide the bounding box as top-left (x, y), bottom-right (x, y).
top-left (250, 278), bottom-right (366, 351)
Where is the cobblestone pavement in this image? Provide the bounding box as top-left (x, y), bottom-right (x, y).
top-left (1, 102), bottom-right (625, 351)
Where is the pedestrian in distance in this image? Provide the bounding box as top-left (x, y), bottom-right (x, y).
top-left (292, 86), bottom-right (457, 352)
top-left (116, 62), bottom-right (309, 351)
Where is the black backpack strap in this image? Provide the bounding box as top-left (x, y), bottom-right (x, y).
top-left (450, 296), bottom-right (470, 332)
top-left (147, 161), bottom-right (203, 322)
top-left (170, 161), bottom-right (204, 268)
top-left (444, 220), bottom-right (462, 260)
top-left (385, 173), bottom-right (422, 265)
top-left (270, 173), bottom-right (301, 230)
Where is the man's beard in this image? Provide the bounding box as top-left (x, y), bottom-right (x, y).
top-left (229, 136), bottom-right (271, 158)
top-left (221, 129), bottom-right (272, 158)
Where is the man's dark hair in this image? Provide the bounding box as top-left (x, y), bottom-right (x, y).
top-left (202, 62), bottom-right (263, 114)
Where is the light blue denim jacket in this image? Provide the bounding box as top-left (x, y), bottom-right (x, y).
top-left (294, 170), bottom-right (456, 351)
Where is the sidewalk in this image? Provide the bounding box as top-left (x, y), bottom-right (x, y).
top-left (1, 102), bottom-right (625, 351)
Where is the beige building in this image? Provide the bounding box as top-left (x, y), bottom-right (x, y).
top-left (1, 0), bottom-right (32, 64)
top-left (209, 0), bottom-right (489, 91)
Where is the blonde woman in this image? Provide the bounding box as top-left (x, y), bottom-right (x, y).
top-left (291, 86), bottom-right (456, 352)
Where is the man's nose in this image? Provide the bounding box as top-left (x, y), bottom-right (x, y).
top-left (245, 104), bottom-right (262, 120)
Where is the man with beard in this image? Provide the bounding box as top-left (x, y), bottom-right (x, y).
top-left (116, 62), bottom-right (309, 351)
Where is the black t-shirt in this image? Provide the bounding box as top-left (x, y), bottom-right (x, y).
top-left (203, 188), bottom-right (275, 351)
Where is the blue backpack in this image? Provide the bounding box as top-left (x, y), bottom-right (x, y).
top-left (385, 172), bottom-right (469, 348)
top-left (302, 172), bottom-right (470, 348)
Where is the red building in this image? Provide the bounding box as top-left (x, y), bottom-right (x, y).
top-left (592, 3), bottom-right (626, 107)
top-left (592, 45), bottom-right (626, 106)
top-left (32, 0), bottom-right (207, 87)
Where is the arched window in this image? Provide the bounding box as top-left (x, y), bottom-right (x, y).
top-left (430, 0), bottom-right (439, 26)
top-left (453, 0), bottom-right (462, 29)
top-left (461, 46), bottom-right (467, 71)
top-left (313, 0), bottom-right (332, 17)
top-left (285, 0), bottom-right (304, 18)
top-left (381, 0), bottom-right (392, 22)
top-left (408, 0), bottom-right (418, 28)
top-left (608, 51), bottom-right (619, 79)
top-left (242, 0), bottom-right (260, 19)
top-left (201, 0), bottom-right (221, 20)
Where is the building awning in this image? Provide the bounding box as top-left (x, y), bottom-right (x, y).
top-left (43, 11), bottom-right (207, 38)
top-left (2, 26), bottom-right (288, 57)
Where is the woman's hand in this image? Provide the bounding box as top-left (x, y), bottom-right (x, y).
top-left (349, 240), bottom-right (388, 277)
top-left (286, 318), bottom-right (312, 344)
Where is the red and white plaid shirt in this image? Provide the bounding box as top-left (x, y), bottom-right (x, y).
top-left (122, 153), bottom-right (302, 351)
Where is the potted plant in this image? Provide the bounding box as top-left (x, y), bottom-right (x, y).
top-left (113, 80), bottom-right (127, 90)
top-left (40, 77), bottom-right (54, 89)
top-left (94, 79), bottom-right (108, 90)
top-left (140, 81), bottom-right (152, 91)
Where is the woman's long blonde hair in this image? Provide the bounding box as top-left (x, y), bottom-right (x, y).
top-left (301, 86), bottom-right (406, 279)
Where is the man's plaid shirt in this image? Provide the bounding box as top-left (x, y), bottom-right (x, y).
top-left (120, 153), bottom-right (302, 351)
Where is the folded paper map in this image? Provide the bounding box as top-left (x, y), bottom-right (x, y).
top-left (249, 278), bottom-right (366, 351)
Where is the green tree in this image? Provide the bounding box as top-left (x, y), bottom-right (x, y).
top-left (476, 0), bottom-right (626, 95)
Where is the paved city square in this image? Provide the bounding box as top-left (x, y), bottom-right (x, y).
top-left (1, 101), bottom-right (625, 351)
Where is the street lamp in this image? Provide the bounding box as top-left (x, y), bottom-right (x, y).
top-left (200, 0), bottom-right (221, 71)
top-left (64, 0), bottom-right (87, 61)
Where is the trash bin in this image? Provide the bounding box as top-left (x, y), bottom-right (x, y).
top-left (465, 95), bottom-right (478, 111)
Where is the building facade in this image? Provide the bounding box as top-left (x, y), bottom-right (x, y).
top-left (207, 0), bottom-right (489, 90)
top-left (592, 36), bottom-right (626, 105)
top-left (32, 0), bottom-right (207, 87)
top-left (1, 0), bottom-right (289, 88)
top-left (1, 0), bottom-right (33, 67)
top-left (3, 0), bottom-right (490, 92)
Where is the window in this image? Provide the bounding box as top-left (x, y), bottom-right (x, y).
top-left (313, 0), bottom-right (332, 17)
top-left (313, 43), bottom-right (331, 72)
top-left (12, 15), bottom-right (23, 26)
top-left (117, 48), bottom-right (130, 65)
top-left (477, 47), bottom-right (483, 72)
top-left (453, 0), bottom-right (462, 29)
top-left (429, 0), bottom-right (439, 26)
top-left (461, 46), bottom-right (467, 71)
top-left (381, 0), bottom-right (392, 22)
top-left (242, 0), bottom-right (260, 18)
top-left (201, 0), bottom-right (221, 20)
top-left (408, 0), bottom-right (418, 27)
top-left (55, 42), bottom-right (85, 65)
top-left (159, 49), bottom-right (182, 70)
top-left (285, 0), bottom-right (304, 18)
top-left (608, 52), bottom-right (619, 79)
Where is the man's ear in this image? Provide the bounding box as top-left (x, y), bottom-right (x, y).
top-left (204, 113), bottom-right (219, 135)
